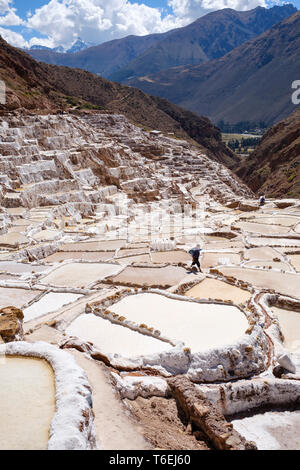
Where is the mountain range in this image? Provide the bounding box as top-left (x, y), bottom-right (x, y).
top-left (26, 5), bottom-right (296, 82)
top-left (28, 38), bottom-right (95, 55)
top-left (128, 10), bottom-right (300, 127)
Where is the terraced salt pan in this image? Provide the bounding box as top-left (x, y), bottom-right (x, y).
top-left (289, 255), bottom-right (300, 271)
top-left (117, 254), bottom-right (151, 265)
top-left (248, 237), bottom-right (300, 248)
top-left (185, 278), bottom-right (251, 304)
top-left (251, 216), bottom-right (299, 227)
top-left (202, 253), bottom-right (241, 269)
top-left (151, 251), bottom-right (191, 264)
top-left (40, 262), bottom-right (121, 288)
top-left (0, 357), bottom-right (55, 450)
top-left (232, 410), bottom-right (300, 450)
top-left (0, 287), bottom-right (40, 309)
top-left (218, 267), bottom-right (300, 299)
top-left (244, 261), bottom-right (292, 272)
top-left (61, 240), bottom-right (125, 252)
top-left (33, 230), bottom-right (61, 242)
top-left (110, 293), bottom-right (248, 352)
top-left (116, 248), bottom-right (149, 258)
top-left (0, 261), bottom-right (49, 274)
top-left (43, 251), bottom-right (114, 263)
top-left (66, 313), bottom-right (173, 357)
top-left (0, 233), bottom-right (29, 248)
top-left (8, 226), bottom-right (29, 234)
top-left (109, 265), bottom-right (187, 287)
top-left (244, 247), bottom-right (280, 261)
top-left (235, 222), bottom-right (289, 235)
top-left (271, 306), bottom-right (300, 353)
top-left (23, 292), bottom-right (83, 322)
top-left (203, 241), bottom-right (244, 251)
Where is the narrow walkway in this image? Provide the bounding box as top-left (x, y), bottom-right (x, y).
top-left (69, 350), bottom-right (151, 450)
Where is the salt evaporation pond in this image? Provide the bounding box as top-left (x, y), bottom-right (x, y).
top-left (185, 278), bottom-right (251, 304)
top-left (271, 306), bottom-right (300, 353)
top-left (0, 261), bottom-right (49, 274)
top-left (235, 222), bottom-right (289, 235)
top-left (232, 410), bottom-right (300, 450)
top-left (150, 251), bottom-right (191, 264)
top-left (201, 253), bottom-right (241, 269)
top-left (289, 255), bottom-right (300, 271)
top-left (110, 293), bottom-right (248, 352)
top-left (40, 262), bottom-right (121, 288)
top-left (0, 357), bottom-right (55, 450)
top-left (0, 287), bottom-right (40, 309)
top-left (43, 251), bottom-right (114, 263)
top-left (24, 292), bottom-right (83, 322)
top-left (251, 216), bottom-right (300, 227)
top-left (244, 247), bottom-right (280, 261)
top-left (218, 267), bottom-right (300, 299)
top-left (109, 265), bottom-right (187, 287)
top-left (66, 313), bottom-right (173, 357)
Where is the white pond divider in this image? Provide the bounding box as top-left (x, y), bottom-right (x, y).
top-left (0, 342), bottom-right (98, 450)
top-left (78, 288), bottom-right (270, 382)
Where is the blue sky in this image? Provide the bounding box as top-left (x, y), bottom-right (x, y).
top-left (0, 0), bottom-right (298, 49)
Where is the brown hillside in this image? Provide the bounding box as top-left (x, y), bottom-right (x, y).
top-left (128, 11), bottom-right (300, 126)
top-left (0, 35), bottom-right (235, 166)
top-left (236, 107), bottom-right (300, 197)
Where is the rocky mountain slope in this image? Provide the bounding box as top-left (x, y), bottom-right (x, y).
top-left (26, 5), bottom-right (296, 81)
top-left (110, 5), bottom-right (296, 83)
top-left (26, 33), bottom-right (166, 79)
top-left (236, 107), bottom-right (300, 197)
top-left (0, 36), bottom-right (235, 166)
top-left (128, 11), bottom-right (300, 126)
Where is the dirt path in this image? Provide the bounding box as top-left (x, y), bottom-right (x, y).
top-left (69, 350), bottom-right (151, 450)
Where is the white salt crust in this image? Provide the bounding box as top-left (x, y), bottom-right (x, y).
top-left (0, 342), bottom-right (98, 450)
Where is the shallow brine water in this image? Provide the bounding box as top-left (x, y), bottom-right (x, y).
top-left (0, 357), bottom-right (55, 450)
top-left (271, 306), bottom-right (300, 353)
top-left (110, 293), bottom-right (248, 352)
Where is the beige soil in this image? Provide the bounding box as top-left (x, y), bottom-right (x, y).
top-left (69, 350), bottom-right (150, 450)
top-left (125, 396), bottom-right (210, 450)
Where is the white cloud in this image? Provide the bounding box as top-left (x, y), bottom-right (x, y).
top-left (168, 0), bottom-right (267, 23)
top-left (0, 25), bottom-right (28, 47)
top-left (0, 0), bottom-right (23, 26)
top-left (25, 0), bottom-right (184, 48)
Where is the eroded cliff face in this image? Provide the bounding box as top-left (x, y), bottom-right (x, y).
top-left (236, 107), bottom-right (300, 197)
